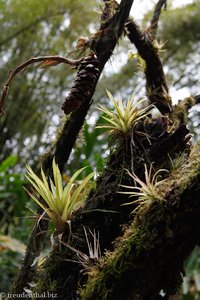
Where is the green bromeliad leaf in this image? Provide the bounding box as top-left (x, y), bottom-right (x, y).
top-left (26, 158), bottom-right (94, 233)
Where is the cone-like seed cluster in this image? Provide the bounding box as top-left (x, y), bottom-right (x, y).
top-left (62, 55), bottom-right (100, 115)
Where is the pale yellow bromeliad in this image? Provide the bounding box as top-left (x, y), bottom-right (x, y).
top-left (119, 164), bottom-right (166, 213)
top-left (25, 159), bottom-right (94, 233)
top-left (97, 90), bottom-right (153, 136)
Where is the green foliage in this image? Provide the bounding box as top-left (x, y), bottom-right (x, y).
top-left (0, 250), bottom-right (23, 292)
top-left (26, 159), bottom-right (94, 233)
top-left (69, 115), bottom-right (109, 174)
top-left (0, 156), bottom-right (30, 292)
top-left (160, 0), bottom-right (200, 96)
top-left (181, 248), bottom-right (200, 299)
top-left (0, 155), bottom-right (28, 234)
top-left (97, 90), bottom-right (152, 138)
top-left (161, 1), bottom-right (200, 58)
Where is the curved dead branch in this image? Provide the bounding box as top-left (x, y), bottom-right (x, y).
top-left (0, 56), bottom-right (83, 116)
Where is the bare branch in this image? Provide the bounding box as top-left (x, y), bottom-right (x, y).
top-left (0, 86), bottom-right (9, 115)
top-left (0, 56), bottom-right (83, 116)
top-left (150, 0), bottom-right (168, 39)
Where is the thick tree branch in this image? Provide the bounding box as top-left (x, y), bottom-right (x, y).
top-left (43, 0), bottom-right (134, 170)
top-left (51, 0), bottom-right (134, 165)
top-left (126, 19), bottom-right (172, 114)
top-left (93, 0), bottom-right (134, 67)
top-left (81, 151), bottom-right (200, 300)
top-left (147, 124), bottom-right (190, 163)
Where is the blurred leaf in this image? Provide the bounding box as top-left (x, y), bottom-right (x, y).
top-left (185, 247), bottom-right (200, 273)
top-left (0, 234), bottom-right (26, 255)
top-left (0, 155), bottom-right (18, 172)
top-left (31, 248), bottom-right (52, 267)
top-left (0, 250), bottom-right (23, 292)
top-left (0, 155), bottom-right (29, 234)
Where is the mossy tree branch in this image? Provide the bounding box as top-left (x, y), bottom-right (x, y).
top-left (150, 0), bottom-right (167, 39)
top-left (32, 114), bottom-right (191, 299)
top-left (171, 95), bottom-right (200, 125)
top-left (81, 151), bottom-right (200, 300)
top-left (44, 0), bottom-right (134, 172)
top-left (126, 14), bottom-right (172, 114)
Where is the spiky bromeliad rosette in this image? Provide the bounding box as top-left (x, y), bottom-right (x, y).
top-left (62, 54), bottom-right (100, 115)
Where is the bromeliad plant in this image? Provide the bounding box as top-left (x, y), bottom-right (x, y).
top-left (119, 164), bottom-right (167, 213)
top-left (97, 90), bottom-right (153, 137)
top-left (60, 227), bottom-right (101, 271)
top-left (25, 159), bottom-right (94, 234)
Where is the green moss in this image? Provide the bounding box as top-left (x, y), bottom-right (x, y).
top-left (161, 144), bottom-right (200, 197)
top-left (33, 248), bottom-right (69, 296)
top-left (80, 145), bottom-right (200, 299)
top-left (172, 96), bottom-right (196, 125)
top-left (53, 115), bottom-right (71, 145)
top-left (80, 205), bottom-right (166, 299)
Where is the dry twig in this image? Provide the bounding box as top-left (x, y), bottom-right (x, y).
top-left (0, 55), bottom-right (83, 116)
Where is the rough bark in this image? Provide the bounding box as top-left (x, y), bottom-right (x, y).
top-left (171, 95), bottom-right (200, 125)
top-left (126, 19), bottom-right (172, 114)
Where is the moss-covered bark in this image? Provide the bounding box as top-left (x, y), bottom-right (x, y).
top-left (80, 150), bottom-right (200, 300)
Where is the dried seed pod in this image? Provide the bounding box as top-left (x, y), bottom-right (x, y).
top-left (62, 54), bottom-right (100, 115)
